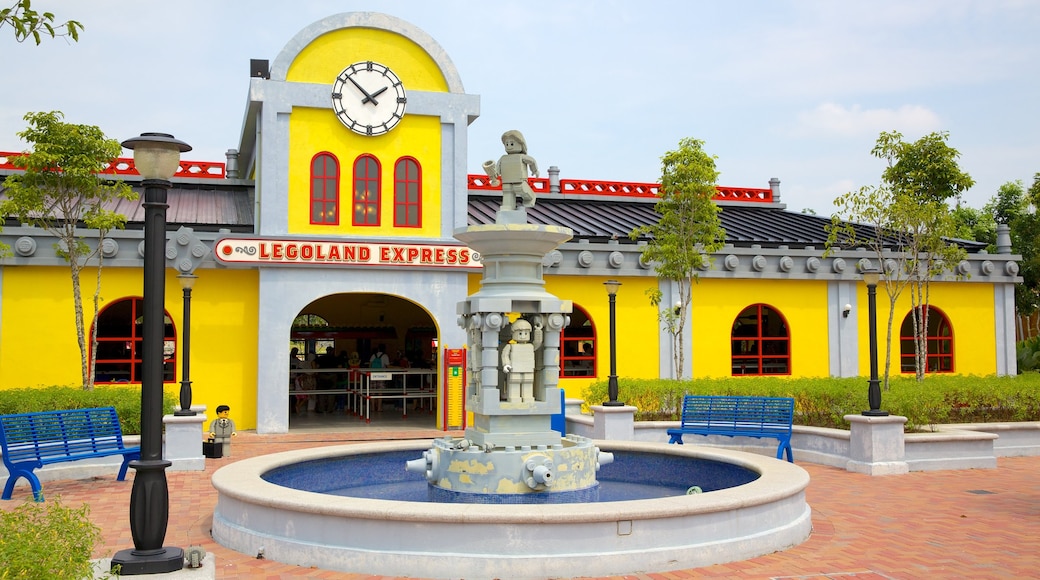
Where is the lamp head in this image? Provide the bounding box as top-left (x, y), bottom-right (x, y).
top-left (121, 132), bottom-right (191, 180)
top-left (861, 268), bottom-right (882, 286)
top-left (842, 303), bottom-right (852, 318)
top-left (178, 273), bottom-right (198, 290)
top-left (603, 279), bottom-right (621, 296)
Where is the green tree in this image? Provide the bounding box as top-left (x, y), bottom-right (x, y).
top-left (873, 131), bottom-right (972, 381)
top-left (1, 111), bottom-right (137, 390)
top-left (827, 131), bottom-right (971, 383)
top-left (0, 0), bottom-right (81, 44)
top-left (1009, 175), bottom-right (1040, 319)
top-left (631, 137), bottom-right (726, 378)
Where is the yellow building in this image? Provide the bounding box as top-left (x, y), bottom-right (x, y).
top-left (0, 13), bottom-right (1021, 433)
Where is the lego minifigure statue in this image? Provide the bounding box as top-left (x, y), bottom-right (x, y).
top-left (208, 404), bottom-right (236, 457)
top-left (501, 317), bottom-right (544, 402)
top-left (483, 130), bottom-right (539, 212)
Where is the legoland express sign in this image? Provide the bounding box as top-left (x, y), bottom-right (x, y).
top-left (214, 237), bottom-right (480, 269)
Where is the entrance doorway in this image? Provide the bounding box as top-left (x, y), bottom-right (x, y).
top-left (288, 293), bottom-right (439, 431)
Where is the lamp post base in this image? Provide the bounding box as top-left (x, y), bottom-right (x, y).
top-left (110, 547), bottom-right (184, 575)
top-left (862, 409), bottom-right (891, 417)
top-left (601, 401), bottom-right (626, 407)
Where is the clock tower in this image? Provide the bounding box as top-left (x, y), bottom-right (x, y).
top-left (237, 12), bottom-right (480, 433)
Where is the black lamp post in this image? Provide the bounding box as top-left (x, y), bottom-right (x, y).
top-left (174, 273), bottom-right (197, 416)
top-left (602, 280), bottom-right (624, 406)
top-left (111, 133), bottom-right (191, 575)
top-left (861, 268), bottom-right (889, 417)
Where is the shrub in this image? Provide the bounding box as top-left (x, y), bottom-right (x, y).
top-left (0, 385), bottom-right (177, 435)
top-left (581, 373), bottom-right (1040, 431)
top-left (1018, 336), bottom-right (1040, 373)
top-left (0, 497), bottom-right (102, 579)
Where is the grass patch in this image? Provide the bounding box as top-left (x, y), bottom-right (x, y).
top-left (0, 497), bottom-right (103, 579)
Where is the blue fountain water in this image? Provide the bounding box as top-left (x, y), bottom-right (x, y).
top-left (262, 449), bottom-right (760, 504)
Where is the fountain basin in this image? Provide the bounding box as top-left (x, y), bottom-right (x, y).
top-left (211, 439), bottom-right (811, 578)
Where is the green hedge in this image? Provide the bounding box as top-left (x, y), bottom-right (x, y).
top-left (581, 373), bottom-right (1040, 431)
top-left (0, 385), bottom-right (178, 435)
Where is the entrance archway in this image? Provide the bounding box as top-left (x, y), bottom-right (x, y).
top-left (287, 292), bottom-right (439, 430)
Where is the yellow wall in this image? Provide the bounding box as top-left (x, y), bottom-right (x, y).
top-left (862, 281), bottom-right (996, 376)
top-left (286, 28), bottom-right (449, 92)
top-left (691, 278), bottom-right (832, 378)
top-left (0, 266), bottom-right (261, 430)
top-left (287, 110), bottom-right (443, 238)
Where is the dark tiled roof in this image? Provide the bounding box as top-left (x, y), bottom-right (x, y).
top-left (0, 180), bottom-right (254, 233)
top-left (119, 183), bottom-right (254, 232)
top-left (468, 194), bottom-right (988, 253)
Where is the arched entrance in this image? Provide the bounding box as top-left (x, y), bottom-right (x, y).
top-left (287, 292), bottom-right (439, 430)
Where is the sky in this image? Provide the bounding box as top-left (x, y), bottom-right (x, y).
top-left (1, 0), bottom-right (1038, 215)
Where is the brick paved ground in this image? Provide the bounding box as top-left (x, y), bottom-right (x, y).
top-left (3, 426), bottom-right (1039, 579)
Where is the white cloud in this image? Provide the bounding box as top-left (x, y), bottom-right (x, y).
top-left (791, 103), bottom-right (942, 138)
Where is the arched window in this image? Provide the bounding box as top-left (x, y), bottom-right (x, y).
top-left (310, 152), bottom-right (339, 225)
top-left (899, 306), bottom-right (953, 373)
top-left (731, 304), bottom-right (790, 376)
top-left (394, 157), bottom-right (421, 227)
top-left (560, 305), bottom-right (596, 378)
top-left (352, 154), bottom-right (380, 226)
top-left (92, 298), bottom-right (176, 384)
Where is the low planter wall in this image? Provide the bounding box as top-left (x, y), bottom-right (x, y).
top-left (942, 422), bottom-right (1040, 456)
top-left (566, 413), bottom-right (1031, 473)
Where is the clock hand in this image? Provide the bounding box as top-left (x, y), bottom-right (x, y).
top-left (346, 75), bottom-right (379, 105)
top-left (362, 86), bottom-right (388, 105)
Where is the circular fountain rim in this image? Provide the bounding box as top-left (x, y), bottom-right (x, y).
top-left (212, 439), bottom-right (809, 523)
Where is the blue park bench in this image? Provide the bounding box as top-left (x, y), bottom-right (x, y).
top-left (0, 406), bottom-right (140, 501)
top-left (666, 395), bottom-right (795, 462)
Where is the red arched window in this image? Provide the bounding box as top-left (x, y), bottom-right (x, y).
top-left (731, 304), bottom-right (790, 376)
top-left (560, 305), bottom-right (596, 378)
top-left (899, 306), bottom-right (954, 373)
top-left (352, 154), bottom-right (380, 226)
top-left (394, 157), bottom-right (421, 227)
top-left (92, 297), bottom-right (176, 384)
top-left (310, 152), bottom-right (339, 225)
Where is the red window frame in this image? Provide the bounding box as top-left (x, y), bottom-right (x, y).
top-left (731, 303), bottom-right (791, 376)
top-left (393, 156), bottom-right (421, 228)
top-left (560, 305), bottom-right (597, 378)
top-left (899, 306), bottom-right (954, 373)
top-left (352, 154), bottom-right (381, 226)
top-left (309, 152), bottom-right (339, 225)
top-left (91, 297), bottom-right (176, 384)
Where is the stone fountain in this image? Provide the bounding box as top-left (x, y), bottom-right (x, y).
top-left (406, 130), bottom-right (613, 500)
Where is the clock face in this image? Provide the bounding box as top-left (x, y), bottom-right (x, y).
top-left (331, 61), bottom-right (407, 136)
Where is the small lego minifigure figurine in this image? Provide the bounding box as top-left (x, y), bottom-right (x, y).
top-left (501, 317), bottom-right (543, 402)
top-left (208, 404), bottom-right (236, 457)
top-left (483, 129), bottom-right (539, 212)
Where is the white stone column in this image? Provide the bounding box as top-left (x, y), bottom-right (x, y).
top-left (163, 405), bottom-right (207, 471)
top-left (845, 414), bottom-right (909, 475)
top-left (591, 404), bottom-right (637, 440)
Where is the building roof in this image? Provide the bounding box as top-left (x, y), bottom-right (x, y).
top-left (467, 193), bottom-right (989, 253)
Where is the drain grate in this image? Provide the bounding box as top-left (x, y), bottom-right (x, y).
top-left (966, 489), bottom-right (996, 494)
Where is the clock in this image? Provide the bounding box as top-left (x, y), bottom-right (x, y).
top-left (331, 61), bottom-right (407, 136)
